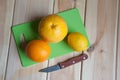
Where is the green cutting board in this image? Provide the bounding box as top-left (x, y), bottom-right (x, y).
top-left (12, 8), bottom-right (90, 67)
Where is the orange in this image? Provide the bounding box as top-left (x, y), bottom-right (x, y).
top-left (67, 32), bottom-right (88, 52)
top-left (38, 14), bottom-right (68, 43)
top-left (25, 40), bottom-right (51, 62)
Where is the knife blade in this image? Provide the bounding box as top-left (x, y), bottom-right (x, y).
top-left (39, 54), bottom-right (88, 72)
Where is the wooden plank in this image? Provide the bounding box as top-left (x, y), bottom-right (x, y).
top-left (117, 0), bottom-right (120, 79)
top-left (0, 0), bottom-right (15, 80)
top-left (47, 0), bottom-right (86, 80)
top-left (82, 0), bottom-right (118, 80)
top-left (5, 0), bottom-right (54, 80)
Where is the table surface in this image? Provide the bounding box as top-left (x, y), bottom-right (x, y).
top-left (0, 0), bottom-right (120, 80)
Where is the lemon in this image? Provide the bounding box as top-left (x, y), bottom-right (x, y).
top-left (67, 32), bottom-right (88, 52)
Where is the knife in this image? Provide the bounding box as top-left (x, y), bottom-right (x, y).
top-left (39, 53), bottom-right (88, 72)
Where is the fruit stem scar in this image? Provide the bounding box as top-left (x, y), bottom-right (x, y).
top-left (51, 24), bottom-right (57, 29)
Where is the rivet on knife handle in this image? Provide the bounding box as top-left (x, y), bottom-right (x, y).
top-left (59, 54), bottom-right (88, 68)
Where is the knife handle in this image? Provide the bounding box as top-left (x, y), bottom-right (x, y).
top-left (59, 54), bottom-right (88, 69)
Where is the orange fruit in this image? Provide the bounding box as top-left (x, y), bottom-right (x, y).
top-left (38, 14), bottom-right (68, 43)
top-left (26, 40), bottom-right (51, 62)
top-left (67, 32), bottom-right (88, 52)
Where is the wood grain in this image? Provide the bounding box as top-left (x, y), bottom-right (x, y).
top-left (0, 0), bottom-right (15, 80)
top-left (47, 0), bottom-right (86, 80)
top-left (117, 0), bottom-right (120, 79)
top-left (82, 0), bottom-right (118, 80)
top-left (3, 0), bottom-right (119, 80)
top-left (5, 0), bottom-right (54, 80)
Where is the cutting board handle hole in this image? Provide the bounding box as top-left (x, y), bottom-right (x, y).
top-left (20, 34), bottom-right (27, 52)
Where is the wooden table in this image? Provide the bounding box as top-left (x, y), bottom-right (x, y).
top-left (0, 0), bottom-right (120, 80)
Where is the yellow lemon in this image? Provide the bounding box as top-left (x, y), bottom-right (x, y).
top-left (67, 32), bottom-right (88, 52)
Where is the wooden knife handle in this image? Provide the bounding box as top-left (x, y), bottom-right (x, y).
top-left (59, 54), bottom-right (88, 69)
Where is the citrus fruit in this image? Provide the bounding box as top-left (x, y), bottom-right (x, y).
top-left (38, 14), bottom-right (68, 43)
top-left (67, 32), bottom-right (88, 52)
top-left (26, 40), bottom-right (51, 62)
